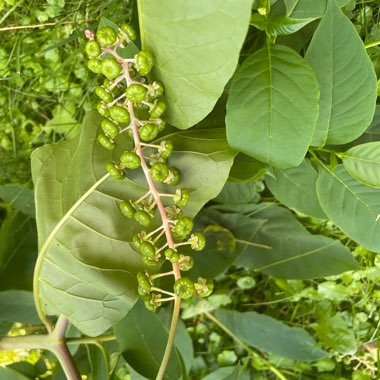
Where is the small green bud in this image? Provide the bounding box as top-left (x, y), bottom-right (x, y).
top-left (120, 23), bottom-right (137, 41)
top-left (150, 101), bottom-right (166, 119)
top-left (189, 232), bottom-right (206, 251)
top-left (106, 162), bottom-right (125, 180)
top-left (164, 167), bottom-right (180, 185)
top-left (194, 278), bottom-right (214, 297)
top-left (101, 119), bottom-right (119, 138)
top-left (119, 200), bottom-right (135, 218)
top-left (164, 248), bottom-right (180, 263)
top-left (95, 86), bottom-right (113, 103)
top-left (85, 40), bottom-right (101, 58)
top-left (134, 210), bottom-right (152, 226)
top-left (178, 254), bottom-right (194, 271)
top-left (97, 102), bottom-right (110, 118)
top-left (174, 188), bottom-right (190, 207)
top-left (159, 140), bottom-right (173, 159)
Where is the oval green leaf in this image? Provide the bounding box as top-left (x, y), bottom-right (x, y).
top-left (265, 159), bottom-right (327, 218)
top-left (138, 0), bottom-right (252, 129)
top-left (316, 165), bottom-right (380, 252)
top-left (341, 142), bottom-right (380, 187)
top-left (226, 44), bottom-right (319, 168)
top-left (215, 309), bottom-right (329, 361)
top-left (305, 0), bottom-right (377, 146)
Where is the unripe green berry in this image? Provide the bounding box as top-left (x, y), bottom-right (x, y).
top-left (134, 210), bottom-right (152, 226)
top-left (164, 248), bottom-right (180, 263)
top-left (178, 255), bottom-right (194, 271)
top-left (159, 140), bottom-right (173, 159)
top-left (109, 105), bottom-right (130, 124)
top-left (132, 233), bottom-right (143, 249)
top-left (87, 58), bottom-right (103, 74)
top-left (174, 217), bottom-right (193, 238)
top-left (164, 167), bottom-right (180, 185)
top-left (125, 84), bottom-right (147, 103)
top-left (173, 277), bottom-right (195, 299)
top-left (137, 272), bottom-right (152, 295)
top-left (190, 232), bottom-right (206, 251)
top-left (97, 26), bottom-right (117, 46)
top-left (101, 119), bottom-right (119, 138)
top-left (194, 278), bottom-right (214, 297)
top-left (174, 188), bottom-right (190, 207)
top-left (140, 241), bottom-right (156, 258)
top-left (150, 162), bottom-right (169, 183)
top-left (101, 57), bottom-right (121, 79)
top-left (106, 162), bottom-right (124, 180)
top-left (150, 102), bottom-right (166, 119)
top-left (97, 102), bottom-right (110, 118)
top-left (95, 86), bottom-right (113, 103)
top-left (85, 40), bottom-right (101, 58)
top-left (135, 50), bottom-right (154, 76)
top-left (139, 123), bottom-right (158, 141)
top-left (119, 200), bottom-right (135, 218)
top-left (97, 133), bottom-right (115, 150)
top-left (120, 23), bottom-right (137, 41)
top-left (157, 119), bottom-right (167, 132)
top-left (120, 151), bottom-right (141, 169)
top-left (148, 81), bottom-right (165, 100)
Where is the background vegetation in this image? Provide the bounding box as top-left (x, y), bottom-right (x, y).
top-left (1, 0), bottom-right (380, 379)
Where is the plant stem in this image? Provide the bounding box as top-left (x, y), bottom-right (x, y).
top-left (235, 239), bottom-right (272, 249)
top-left (205, 312), bottom-right (288, 380)
top-left (365, 40), bottom-right (380, 49)
top-left (156, 296), bottom-right (182, 380)
top-left (51, 343), bottom-right (81, 380)
top-left (66, 334), bottom-right (116, 345)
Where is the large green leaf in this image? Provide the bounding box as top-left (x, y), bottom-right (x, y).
top-left (114, 300), bottom-right (183, 380)
top-left (305, 0), bottom-right (377, 146)
top-left (284, 0), bottom-right (351, 18)
top-left (0, 211), bottom-right (37, 291)
top-left (0, 291), bottom-right (40, 324)
top-left (212, 203), bottom-right (358, 279)
top-left (228, 153), bottom-right (266, 182)
top-left (226, 44), bottom-right (319, 168)
top-left (340, 142), bottom-right (380, 188)
top-left (265, 159), bottom-right (327, 218)
top-left (215, 309), bottom-right (328, 360)
top-left (316, 165), bottom-right (380, 253)
top-left (31, 112), bottom-right (234, 336)
top-left (138, 0), bottom-right (252, 129)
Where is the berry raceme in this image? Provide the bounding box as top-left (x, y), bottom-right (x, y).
top-left (85, 24), bottom-right (213, 314)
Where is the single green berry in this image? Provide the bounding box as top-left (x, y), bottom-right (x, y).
top-left (109, 105), bottom-right (130, 124)
top-left (101, 119), bottom-right (119, 138)
top-left (120, 23), bottom-right (137, 41)
top-left (164, 167), bottom-right (180, 185)
top-left (95, 86), bottom-right (113, 103)
top-left (120, 151), bottom-right (141, 169)
top-left (119, 200), bottom-right (135, 218)
top-left (134, 210), bottom-right (152, 226)
top-left (174, 188), bottom-right (190, 207)
top-left (159, 140), bottom-right (173, 159)
top-left (174, 217), bottom-right (193, 237)
top-left (173, 277), bottom-right (195, 300)
top-left (148, 81), bottom-right (165, 100)
top-left (178, 255), bottom-right (194, 271)
top-left (150, 102), bottom-right (166, 119)
top-left (150, 162), bottom-right (169, 183)
top-left (164, 248), bottom-right (180, 263)
top-left (140, 241), bottom-right (156, 258)
top-left (125, 84), bottom-right (147, 103)
top-left (139, 123), bottom-right (158, 141)
top-left (97, 133), bottom-right (115, 150)
top-left (194, 278), bottom-right (214, 297)
top-left (96, 26), bottom-right (117, 46)
top-left (133, 233), bottom-right (143, 249)
top-left (87, 58), bottom-right (103, 74)
top-left (97, 102), bottom-right (110, 118)
top-left (137, 272), bottom-right (152, 295)
top-left (85, 40), bottom-right (101, 58)
top-left (101, 57), bottom-right (121, 79)
top-left (190, 232), bottom-right (206, 251)
top-left (106, 162), bottom-right (125, 180)
top-left (103, 78), bottom-right (112, 89)
top-left (135, 50), bottom-right (154, 76)
top-left (157, 119), bottom-right (166, 132)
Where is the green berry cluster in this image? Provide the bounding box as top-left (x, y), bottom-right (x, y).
top-left (85, 24), bottom-right (213, 311)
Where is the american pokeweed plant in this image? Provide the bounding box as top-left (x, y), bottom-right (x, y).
top-left (1, 0), bottom-right (380, 379)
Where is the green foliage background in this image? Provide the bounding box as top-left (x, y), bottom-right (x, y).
top-left (1, 1), bottom-right (380, 379)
